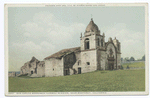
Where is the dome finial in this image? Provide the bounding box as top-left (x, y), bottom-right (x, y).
top-left (85, 18), bottom-right (99, 32)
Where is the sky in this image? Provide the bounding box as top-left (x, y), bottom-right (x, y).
top-left (8, 6), bottom-right (145, 71)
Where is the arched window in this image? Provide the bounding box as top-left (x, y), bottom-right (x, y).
top-left (98, 38), bottom-right (100, 46)
top-left (85, 38), bottom-right (90, 50)
top-left (101, 39), bottom-right (103, 47)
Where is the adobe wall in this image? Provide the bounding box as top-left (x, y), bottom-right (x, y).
top-left (20, 57), bottom-right (45, 77)
top-left (45, 58), bottom-right (63, 77)
top-left (37, 62), bottom-right (45, 77)
top-left (81, 50), bottom-right (97, 73)
top-left (97, 50), bottom-right (106, 70)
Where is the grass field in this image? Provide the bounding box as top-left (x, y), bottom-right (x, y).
top-left (9, 69), bottom-right (145, 92)
top-left (122, 61), bottom-right (145, 68)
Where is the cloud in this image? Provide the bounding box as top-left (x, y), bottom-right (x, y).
top-left (24, 32), bottom-right (31, 37)
top-left (10, 11), bottom-right (87, 69)
top-left (21, 21), bottom-right (44, 38)
top-left (12, 41), bottom-right (42, 54)
top-left (21, 11), bottom-right (86, 51)
top-left (33, 11), bottom-right (54, 24)
top-left (40, 41), bottom-right (55, 50)
top-left (20, 14), bottom-right (145, 60)
top-left (21, 11), bottom-right (86, 44)
top-left (103, 23), bottom-right (145, 59)
top-left (47, 22), bottom-right (86, 45)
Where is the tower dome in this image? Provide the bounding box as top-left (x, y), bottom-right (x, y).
top-left (85, 18), bottom-right (99, 32)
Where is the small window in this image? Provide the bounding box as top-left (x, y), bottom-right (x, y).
top-left (87, 62), bottom-right (90, 65)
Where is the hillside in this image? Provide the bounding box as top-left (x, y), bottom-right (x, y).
top-left (9, 69), bottom-right (145, 92)
top-left (122, 61), bottom-right (145, 68)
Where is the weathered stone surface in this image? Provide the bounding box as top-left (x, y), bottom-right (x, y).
top-left (45, 58), bottom-right (63, 77)
top-left (20, 57), bottom-right (45, 77)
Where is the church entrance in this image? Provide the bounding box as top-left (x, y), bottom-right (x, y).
top-left (108, 61), bottom-right (114, 70)
top-left (108, 57), bottom-right (115, 70)
top-left (107, 48), bottom-right (115, 70)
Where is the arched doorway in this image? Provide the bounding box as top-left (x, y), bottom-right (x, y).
top-left (107, 48), bottom-right (115, 70)
top-left (108, 57), bottom-right (115, 70)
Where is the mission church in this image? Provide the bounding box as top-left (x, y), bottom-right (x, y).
top-left (20, 18), bottom-right (121, 77)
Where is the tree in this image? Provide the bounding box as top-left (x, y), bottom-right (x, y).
top-left (120, 65), bottom-right (124, 70)
top-left (126, 65), bottom-right (130, 69)
top-left (124, 57), bottom-right (129, 62)
top-left (121, 58), bottom-right (123, 62)
top-left (130, 57), bottom-right (135, 61)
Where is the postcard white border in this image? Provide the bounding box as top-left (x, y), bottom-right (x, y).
top-left (4, 3), bottom-right (149, 96)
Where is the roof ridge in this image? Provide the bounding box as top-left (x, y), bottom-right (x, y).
top-left (44, 47), bottom-right (80, 60)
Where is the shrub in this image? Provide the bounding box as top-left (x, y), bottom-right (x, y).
top-left (127, 65), bottom-right (130, 69)
top-left (120, 65), bottom-right (124, 70)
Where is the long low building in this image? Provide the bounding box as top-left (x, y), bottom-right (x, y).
top-left (20, 18), bottom-right (121, 77)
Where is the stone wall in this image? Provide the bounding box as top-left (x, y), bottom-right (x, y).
top-left (20, 57), bottom-right (45, 77)
top-left (81, 50), bottom-right (97, 73)
top-left (45, 58), bottom-right (63, 77)
top-left (97, 50), bottom-right (106, 70)
top-left (37, 61), bottom-right (45, 77)
top-left (20, 62), bottom-right (31, 74)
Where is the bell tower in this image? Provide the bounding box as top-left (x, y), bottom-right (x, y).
top-left (80, 18), bottom-right (101, 73)
top-left (80, 18), bottom-right (100, 50)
